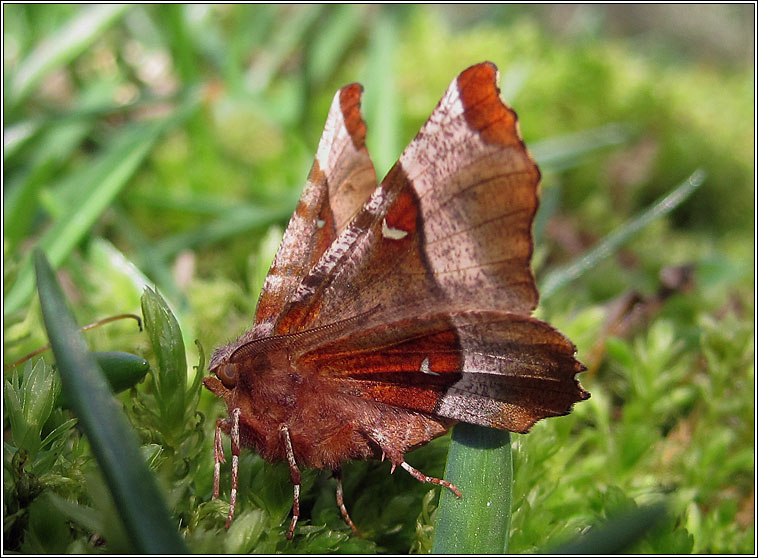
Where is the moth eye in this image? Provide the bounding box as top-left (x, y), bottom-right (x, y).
top-left (216, 363), bottom-right (237, 388)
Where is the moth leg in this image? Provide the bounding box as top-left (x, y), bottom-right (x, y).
top-left (400, 461), bottom-right (462, 498)
top-left (332, 467), bottom-right (358, 534)
top-left (279, 425), bottom-right (301, 540)
top-left (213, 418), bottom-right (229, 499)
top-left (224, 408), bottom-right (241, 529)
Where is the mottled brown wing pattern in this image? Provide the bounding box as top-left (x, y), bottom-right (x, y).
top-left (274, 62), bottom-right (540, 336)
top-left (297, 311), bottom-right (588, 433)
top-left (252, 85), bottom-right (377, 337)
top-left (210, 85), bottom-right (377, 368)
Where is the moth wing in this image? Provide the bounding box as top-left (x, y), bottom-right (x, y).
top-left (252, 84), bottom-right (377, 338)
top-left (275, 62), bottom-right (540, 335)
top-left (296, 311), bottom-right (588, 433)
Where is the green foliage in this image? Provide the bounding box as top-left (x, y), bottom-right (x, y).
top-left (5, 360), bottom-right (63, 463)
top-left (33, 250), bottom-right (187, 553)
top-left (3, 4), bottom-right (753, 554)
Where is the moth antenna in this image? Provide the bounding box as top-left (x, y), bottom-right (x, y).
top-left (81, 313), bottom-right (143, 333)
top-left (8, 313), bottom-right (143, 369)
top-left (224, 408), bottom-right (241, 529)
top-left (228, 306), bottom-right (380, 363)
top-left (400, 461), bottom-right (462, 498)
top-left (333, 468), bottom-right (358, 533)
top-left (280, 425), bottom-right (301, 540)
top-left (213, 419), bottom-right (228, 499)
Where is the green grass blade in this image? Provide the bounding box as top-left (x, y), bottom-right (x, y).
top-left (361, 7), bottom-right (399, 178)
top-left (160, 5), bottom-right (198, 82)
top-left (245, 5), bottom-right (323, 93)
top-left (530, 123), bottom-right (629, 172)
top-left (306, 5), bottom-right (365, 85)
top-left (3, 120), bottom-right (40, 159)
top-left (432, 425), bottom-right (513, 553)
top-left (4, 117), bottom-right (180, 317)
top-left (9, 5), bottom-right (130, 105)
top-left (540, 169), bottom-right (707, 300)
top-left (33, 249), bottom-right (187, 554)
top-left (4, 80), bottom-right (110, 246)
top-left (151, 201), bottom-right (295, 260)
top-left (549, 503), bottom-right (667, 554)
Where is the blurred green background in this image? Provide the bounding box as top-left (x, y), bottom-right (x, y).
top-left (3, 4), bottom-right (754, 554)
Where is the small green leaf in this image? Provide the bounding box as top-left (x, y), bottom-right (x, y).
top-left (140, 287), bottom-right (186, 404)
top-left (34, 249), bottom-right (187, 554)
top-left (140, 286), bottom-right (193, 441)
top-left (4, 359), bottom-right (59, 458)
top-left (225, 509), bottom-right (268, 553)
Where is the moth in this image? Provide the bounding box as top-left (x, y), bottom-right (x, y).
top-left (204, 61), bottom-right (589, 539)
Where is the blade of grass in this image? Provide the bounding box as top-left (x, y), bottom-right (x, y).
top-left (33, 249), bottom-right (187, 554)
top-left (43, 120), bottom-right (169, 217)
top-left (432, 425), bottom-right (513, 553)
top-left (122, 191), bottom-right (257, 215)
top-left (3, 120), bottom-right (40, 159)
top-left (244, 5), bottom-right (324, 93)
top-left (160, 5), bottom-right (198, 82)
top-left (306, 5), bottom-right (365, 86)
top-left (5, 81), bottom-right (116, 247)
top-left (549, 502), bottom-right (667, 554)
top-left (9, 5), bottom-right (130, 106)
top-left (361, 7), bottom-right (399, 178)
top-left (540, 169), bottom-right (706, 299)
top-left (530, 123), bottom-right (630, 172)
top-left (151, 200), bottom-right (295, 260)
top-left (4, 101), bottom-right (197, 317)
top-left (220, 6), bottom-right (278, 93)
top-left (4, 120), bottom-right (162, 316)
top-left (86, 237), bottom-right (152, 310)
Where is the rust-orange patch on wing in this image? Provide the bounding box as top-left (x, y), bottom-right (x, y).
top-left (339, 84), bottom-right (367, 150)
top-left (457, 62), bottom-right (518, 147)
top-left (384, 187), bottom-right (419, 236)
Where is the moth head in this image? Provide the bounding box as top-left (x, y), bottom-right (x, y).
top-left (206, 337), bottom-right (280, 399)
top-left (214, 362), bottom-right (238, 389)
top-left (207, 337), bottom-right (264, 391)
top-left (206, 343), bottom-right (241, 394)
